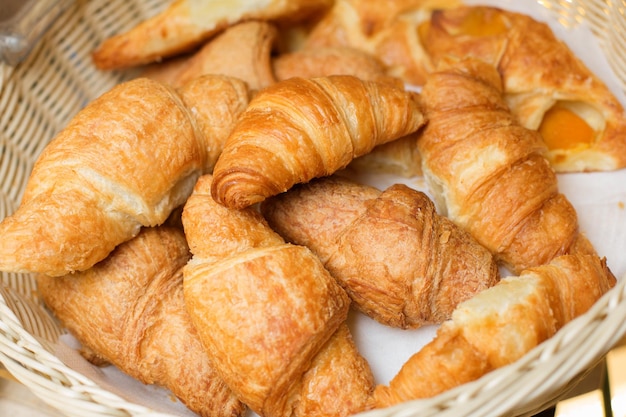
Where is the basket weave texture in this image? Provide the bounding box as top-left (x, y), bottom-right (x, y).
top-left (0, 1), bottom-right (625, 416)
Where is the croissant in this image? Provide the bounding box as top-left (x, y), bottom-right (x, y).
top-left (420, 5), bottom-right (626, 172)
top-left (272, 46), bottom-right (387, 82)
top-left (211, 74), bottom-right (426, 209)
top-left (417, 58), bottom-right (598, 274)
top-left (92, 0), bottom-right (334, 70)
top-left (170, 20), bottom-right (279, 90)
top-left (294, 322), bottom-right (374, 417)
top-left (261, 176), bottom-right (500, 329)
top-left (372, 252), bottom-right (616, 406)
top-left (182, 174), bottom-right (373, 417)
top-left (36, 226), bottom-right (246, 417)
top-left (0, 75), bottom-right (249, 276)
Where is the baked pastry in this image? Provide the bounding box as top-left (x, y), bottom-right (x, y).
top-left (261, 176), bottom-right (500, 329)
top-left (182, 174), bottom-right (372, 417)
top-left (177, 74), bottom-right (251, 170)
top-left (92, 0), bottom-right (334, 70)
top-left (420, 5), bottom-right (626, 172)
top-left (272, 44), bottom-right (426, 177)
top-left (273, 45), bottom-right (387, 81)
top-left (36, 226), bottom-right (246, 417)
top-left (0, 75), bottom-right (249, 276)
top-left (303, 0), bottom-right (461, 86)
top-left (170, 20), bottom-right (279, 89)
top-left (418, 57), bottom-right (597, 274)
top-left (211, 74), bottom-right (425, 209)
top-left (372, 252), bottom-right (616, 406)
top-left (294, 323), bottom-right (374, 417)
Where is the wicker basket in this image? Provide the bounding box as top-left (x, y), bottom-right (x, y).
top-left (1, 1), bottom-right (625, 416)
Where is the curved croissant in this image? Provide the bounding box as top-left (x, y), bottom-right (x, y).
top-left (372, 252), bottom-right (616, 406)
top-left (261, 176), bottom-right (500, 329)
top-left (420, 5), bottom-right (626, 172)
top-left (211, 75), bottom-right (426, 209)
top-left (37, 226), bottom-right (246, 417)
top-left (0, 75), bottom-right (249, 276)
top-left (182, 174), bottom-right (372, 417)
top-left (417, 58), bottom-right (598, 274)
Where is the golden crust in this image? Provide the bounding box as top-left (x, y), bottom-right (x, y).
top-left (176, 74), bottom-right (251, 171)
top-left (173, 21), bottom-right (279, 90)
top-left (418, 58), bottom-right (588, 273)
top-left (92, 0), bottom-right (334, 70)
top-left (295, 323), bottom-right (375, 417)
top-left (182, 175), bottom-right (372, 417)
top-left (211, 75), bottom-right (425, 209)
top-left (373, 252), bottom-right (616, 407)
top-left (273, 46), bottom-right (387, 81)
top-left (303, 0), bottom-right (461, 85)
top-left (37, 226), bottom-right (246, 417)
top-left (0, 75), bottom-right (249, 277)
top-left (0, 78), bottom-right (205, 276)
top-left (422, 5), bottom-right (626, 172)
top-left (261, 176), bottom-right (500, 329)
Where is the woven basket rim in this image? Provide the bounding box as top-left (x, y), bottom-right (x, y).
top-left (1, 1), bottom-right (625, 416)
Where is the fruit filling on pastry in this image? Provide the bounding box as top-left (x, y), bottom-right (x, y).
top-left (418, 6), bottom-right (508, 45)
top-left (449, 7), bottom-right (508, 37)
top-left (538, 102), bottom-right (600, 152)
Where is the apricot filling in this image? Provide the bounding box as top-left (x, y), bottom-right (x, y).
top-left (418, 8), bottom-right (508, 46)
top-left (456, 8), bottom-right (508, 37)
top-left (538, 105), bottom-right (595, 151)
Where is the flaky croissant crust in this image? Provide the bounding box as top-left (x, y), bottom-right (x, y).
top-left (418, 58), bottom-right (592, 273)
top-left (37, 226), bottom-right (246, 417)
top-left (211, 75), bottom-right (425, 209)
top-left (261, 176), bottom-right (500, 329)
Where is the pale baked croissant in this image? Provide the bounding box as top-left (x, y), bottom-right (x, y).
top-left (372, 252), bottom-right (616, 406)
top-left (36, 226), bottom-right (246, 417)
top-left (92, 0), bottom-right (333, 70)
top-left (182, 174), bottom-right (373, 417)
top-left (211, 74), bottom-right (426, 209)
top-left (418, 58), bottom-right (598, 274)
top-left (261, 175), bottom-right (500, 329)
top-left (420, 5), bottom-right (626, 172)
top-left (0, 75), bottom-right (249, 276)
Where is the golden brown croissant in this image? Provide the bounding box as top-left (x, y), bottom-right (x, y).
top-left (170, 20), bottom-right (279, 90)
top-left (294, 323), bottom-right (374, 417)
top-left (372, 252), bottom-right (616, 407)
top-left (36, 226), bottom-right (246, 417)
top-left (261, 176), bottom-right (500, 329)
top-left (0, 75), bottom-right (249, 277)
top-left (420, 5), bottom-right (626, 172)
top-left (92, 0), bottom-right (334, 70)
top-left (182, 174), bottom-right (372, 417)
top-left (272, 46), bottom-right (387, 81)
top-left (418, 58), bottom-right (598, 274)
top-left (211, 75), bottom-right (426, 209)
top-left (177, 74), bottom-right (251, 169)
